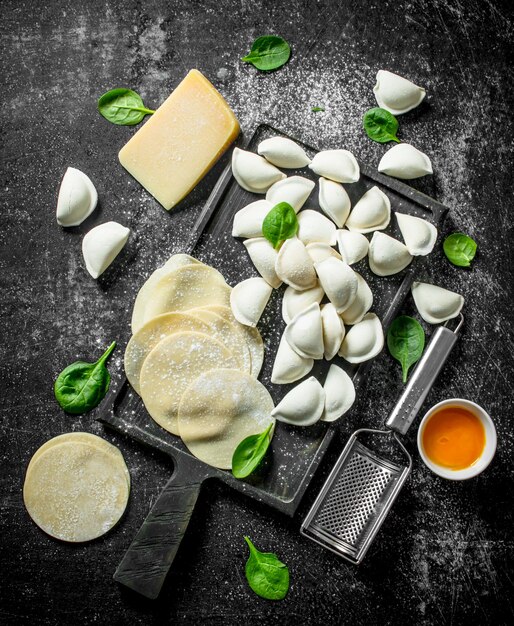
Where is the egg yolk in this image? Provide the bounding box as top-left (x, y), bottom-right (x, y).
top-left (422, 406), bottom-right (485, 470)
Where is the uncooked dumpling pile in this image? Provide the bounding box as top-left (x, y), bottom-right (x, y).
top-left (124, 254), bottom-right (273, 469)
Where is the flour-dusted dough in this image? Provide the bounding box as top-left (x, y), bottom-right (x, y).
top-left (23, 440), bottom-right (129, 542)
top-left (125, 312), bottom-right (212, 395)
top-left (178, 369), bottom-right (275, 469)
top-left (141, 264), bottom-right (231, 325)
top-left (140, 331), bottom-right (239, 435)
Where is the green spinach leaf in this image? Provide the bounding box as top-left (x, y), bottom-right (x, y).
top-left (98, 89), bottom-right (155, 125)
top-left (387, 316), bottom-right (425, 383)
top-left (262, 202), bottom-right (298, 249)
top-left (311, 106), bottom-right (325, 112)
top-left (241, 35), bottom-right (291, 71)
top-left (232, 423), bottom-right (273, 479)
top-left (363, 107), bottom-right (400, 143)
top-left (443, 233), bottom-right (477, 267)
top-left (244, 536), bottom-right (290, 600)
top-left (54, 342), bottom-right (116, 414)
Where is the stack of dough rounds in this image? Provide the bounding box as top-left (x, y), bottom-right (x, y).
top-left (23, 433), bottom-right (129, 542)
top-left (125, 255), bottom-right (271, 469)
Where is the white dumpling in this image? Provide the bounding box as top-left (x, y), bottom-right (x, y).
top-left (395, 212), bottom-right (437, 256)
top-left (275, 237), bottom-right (317, 291)
top-left (340, 272), bottom-right (373, 325)
top-left (321, 303), bottom-right (345, 360)
top-left (305, 242), bottom-right (341, 265)
top-left (257, 136), bottom-right (311, 168)
top-left (271, 377), bottom-right (325, 426)
top-left (336, 230), bottom-right (369, 265)
top-left (297, 210), bottom-right (337, 246)
top-left (314, 257), bottom-right (358, 313)
top-left (56, 167), bottom-right (98, 227)
top-left (378, 144), bottom-right (432, 180)
top-left (82, 221), bottom-right (130, 279)
top-left (230, 277), bottom-right (272, 327)
top-left (319, 178), bottom-right (351, 227)
top-left (243, 238), bottom-right (282, 288)
top-left (232, 200), bottom-right (273, 238)
top-left (339, 313), bottom-right (384, 363)
top-left (282, 282), bottom-right (324, 324)
top-left (232, 147), bottom-right (285, 193)
top-left (373, 70), bottom-right (426, 115)
top-left (271, 334), bottom-right (314, 385)
top-left (309, 150), bottom-right (360, 183)
top-left (285, 302), bottom-right (324, 360)
top-left (368, 232), bottom-right (413, 276)
top-left (265, 176), bottom-right (315, 213)
top-left (321, 364), bottom-right (356, 422)
top-left (345, 186), bottom-right (391, 233)
top-left (411, 281), bottom-right (464, 324)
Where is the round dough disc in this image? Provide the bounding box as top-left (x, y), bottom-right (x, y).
top-left (139, 331), bottom-right (239, 436)
top-left (178, 369), bottom-right (275, 470)
top-left (23, 440), bottom-right (129, 542)
top-left (125, 312), bottom-right (212, 395)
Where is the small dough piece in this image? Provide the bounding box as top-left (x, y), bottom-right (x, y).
top-left (345, 186), bottom-right (391, 234)
top-left (271, 377), bottom-right (325, 427)
top-left (339, 313), bottom-right (384, 363)
top-left (309, 150), bottom-right (360, 183)
top-left (56, 167), bottom-right (98, 227)
top-left (140, 331), bottom-right (239, 435)
top-left (232, 200), bottom-right (273, 238)
top-left (275, 237), bottom-right (317, 291)
top-left (230, 277), bottom-right (272, 327)
top-left (178, 369), bottom-right (275, 469)
top-left (340, 272), bottom-right (373, 325)
top-left (305, 242), bottom-right (341, 265)
top-left (373, 70), bottom-right (426, 115)
top-left (243, 237), bottom-right (282, 288)
top-left (321, 365), bottom-right (356, 422)
top-left (336, 230), bottom-right (369, 265)
top-left (411, 281), bottom-right (464, 324)
top-left (232, 147), bottom-right (285, 193)
top-left (297, 209), bottom-right (337, 246)
top-left (282, 282), bottom-right (324, 325)
top-left (82, 221), bottom-right (130, 279)
top-left (265, 176), bottom-right (315, 212)
top-left (23, 440), bottom-right (129, 542)
top-left (368, 232), bottom-right (413, 276)
top-left (395, 212), bottom-right (437, 256)
top-left (315, 256), bottom-right (358, 313)
top-left (258, 136), bottom-right (311, 168)
top-left (271, 333), bottom-right (314, 385)
top-left (321, 303), bottom-right (345, 360)
top-left (318, 178), bottom-right (351, 228)
top-left (285, 302), bottom-right (324, 360)
top-left (378, 143), bottom-right (432, 180)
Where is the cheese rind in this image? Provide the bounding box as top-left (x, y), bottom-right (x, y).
top-left (119, 69), bottom-right (240, 210)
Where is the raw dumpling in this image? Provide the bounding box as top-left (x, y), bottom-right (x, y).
top-left (266, 176), bottom-right (315, 213)
top-left (285, 302), bottom-right (324, 360)
top-left (373, 70), bottom-right (426, 115)
top-left (82, 221), bottom-right (130, 279)
top-left (321, 364), bottom-right (356, 422)
top-left (305, 242), bottom-right (341, 265)
top-left (56, 167), bottom-right (98, 227)
top-left (275, 237), bottom-right (317, 291)
top-left (309, 150), bottom-right (360, 183)
top-left (297, 209), bottom-right (337, 245)
top-left (345, 186), bottom-right (391, 233)
top-left (243, 237), bottom-right (282, 288)
top-left (339, 313), bottom-right (384, 363)
top-left (321, 303), bottom-right (345, 360)
top-left (271, 334), bottom-right (314, 384)
top-left (230, 277), bottom-right (272, 327)
top-left (271, 377), bottom-right (325, 427)
top-left (395, 212), bottom-right (437, 256)
top-left (314, 256), bottom-right (358, 313)
top-left (368, 232), bottom-right (413, 276)
top-left (232, 199), bottom-right (272, 238)
top-left (258, 136), bottom-right (311, 168)
top-left (232, 147), bottom-right (285, 193)
top-left (378, 143), bottom-right (432, 180)
top-left (319, 178), bottom-right (351, 227)
top-left (411, 281), bottom-right (464, 324)
top-left (281, 282), bottom-right (324, 324)
top-left (336, 230), bottom-right (369, 265)
top-left (340, 272), bottom-right (373, 325)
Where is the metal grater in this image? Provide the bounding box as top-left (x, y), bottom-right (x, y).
top-left (302, 315), bottom-right (464, 564)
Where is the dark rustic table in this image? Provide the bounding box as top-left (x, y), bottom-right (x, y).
top-left (2, 0), bottom-right (513, 624)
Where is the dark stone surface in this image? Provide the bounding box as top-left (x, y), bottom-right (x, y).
top-left (1, 0), bottom-right (513, 624)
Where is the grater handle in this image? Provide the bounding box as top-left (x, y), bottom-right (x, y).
top-left (385, 315), bottom-right (463, 436)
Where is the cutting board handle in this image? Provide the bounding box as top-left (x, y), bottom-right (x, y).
top-left (114, 463), bottom-right (203, 599)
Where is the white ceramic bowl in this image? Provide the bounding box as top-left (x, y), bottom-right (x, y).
top-left (417, 399), bottom-right (496, 480)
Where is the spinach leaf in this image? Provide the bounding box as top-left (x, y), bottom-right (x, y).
top-left (244, 536), bottom-right (290, 600)
top-left (443, 233), bottom-right (477, 267)
top-left (241, 35), bottom-right (291, 71)
top-left (387, 316), bottom-right (425, 383)
top-left (311, 106), bottom-right (325, 112)
top-left (98, 89), bottom-right (155, 125)
top-left (363, 107), bottom-right (400, 143)
top-left (54, 342), bottom-right (116, 414)
top-left (262, 202), bottom-right (298, 249)
top-left (232, 423), bottom-right (273, 479)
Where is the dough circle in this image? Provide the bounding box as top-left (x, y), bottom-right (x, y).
top-left (139, 331), bottom-right (239, 436)
top-left (178, 369), bottom-right (275, 469)
top-left (23, 440), bottom-right (129, 542)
